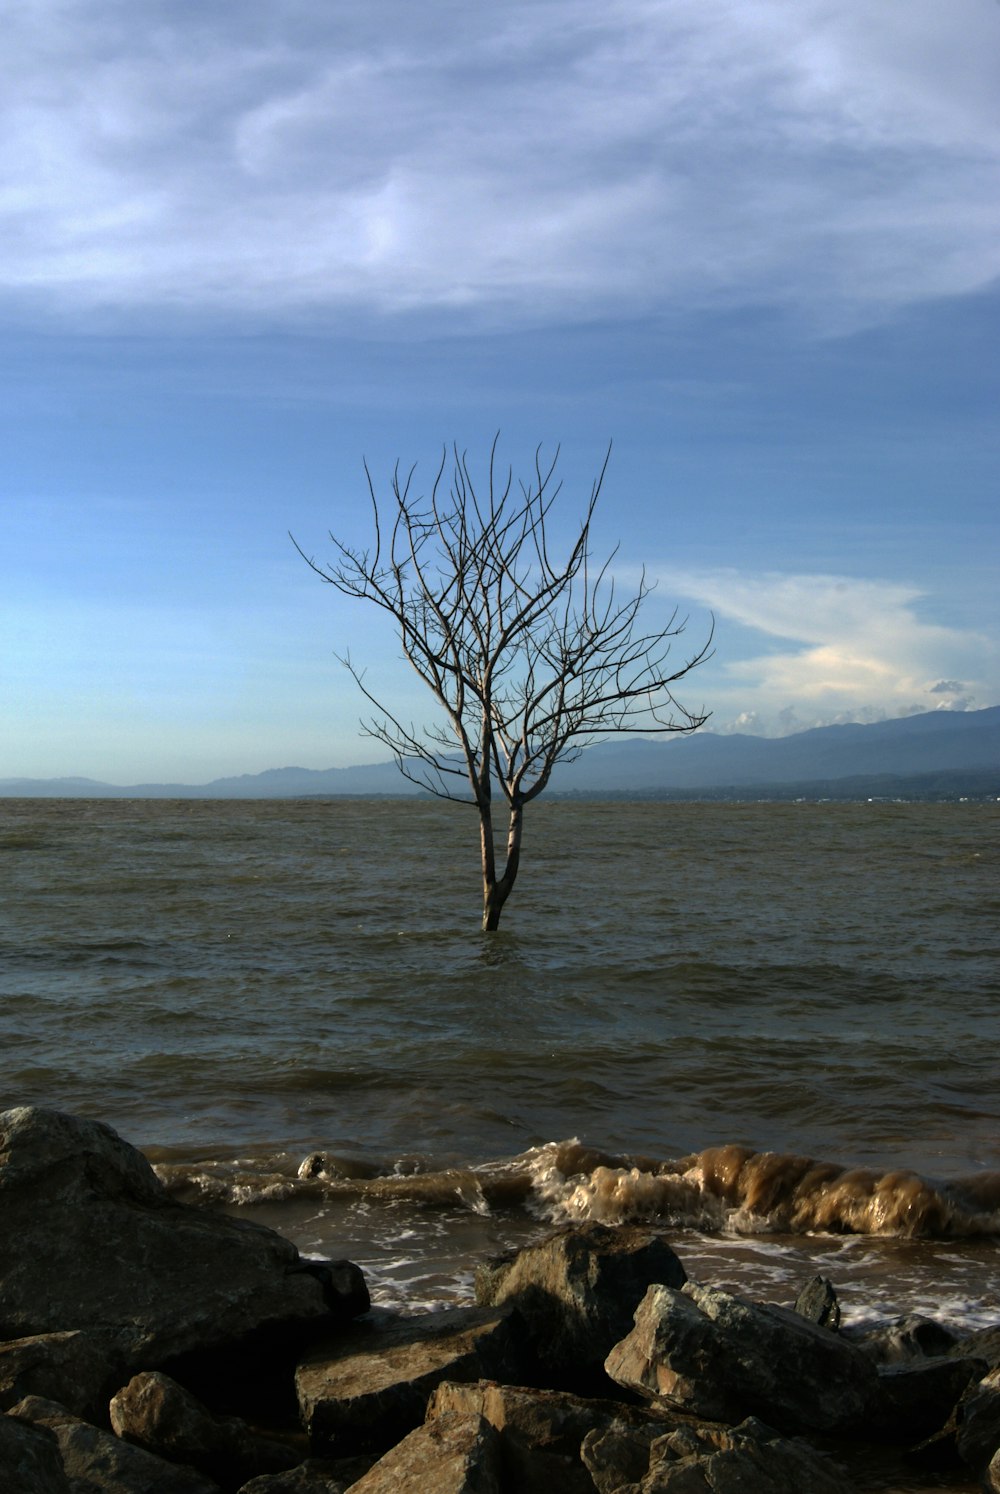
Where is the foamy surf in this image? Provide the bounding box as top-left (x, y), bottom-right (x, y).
top-left (154, 1138), bottom-right (1000, 1240)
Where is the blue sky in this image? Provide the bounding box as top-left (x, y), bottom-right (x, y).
top-left (2, 0), bottom-right (998, 784)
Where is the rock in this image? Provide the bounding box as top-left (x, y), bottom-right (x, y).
top-left (956, 1366), bottom-right (1000, 1472)
top-left (430, 1379), bottom-right (677, 1494)
top-left (873, 1354), bottom-right (987, 1444)
top-left (475, 1223), bottom-right (687, 1387)
top-left (0, 1328), bottom-right (123, 1417)
top-left (850, 1313), bottom-right (961, 1363)
top-left (0, 1412), bottom-right (72, 1493)
top-left (340, 1410), bottom-right (501, 1493)
top-left (110, 1369), bottom-right (300, 1484)
top-left (605, 1281), bottom-right (879, 1435)
top-left (951, 1325), bottom-right (1000, 1370)
top-left (238, 1458), bottom-right (358, 1493)
top-left (634, 1416), bottom-right (853, 1492)
top-left (0, 1107), bottom-right (367, 1371)
top-left (9, 1395), bottom-right (221, 1493)
top-left (986, 1443), bottom-right (1000, 1494)
top-left (581, 1418), bottom-right (667, 1494)
top-left (792, 1275), bottom-right (840, 1329)
top-left (296, 1306), bottom-right (523, 1456)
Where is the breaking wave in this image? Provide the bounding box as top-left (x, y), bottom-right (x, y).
top-left (153, 1138), bottom-right (1000, 1240)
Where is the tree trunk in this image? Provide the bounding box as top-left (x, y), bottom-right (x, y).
top-left (481, 803), bottom-right (523, 932)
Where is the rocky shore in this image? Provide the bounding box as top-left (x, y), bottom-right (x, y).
top-left (3, 1106), bottom-right (999, 1493)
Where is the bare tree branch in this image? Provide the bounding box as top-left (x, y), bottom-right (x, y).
top-left (293, 438), bottom-right (714, 929)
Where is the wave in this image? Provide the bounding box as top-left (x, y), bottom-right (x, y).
top-left (152, 1139), bottom-right (1000, 1240)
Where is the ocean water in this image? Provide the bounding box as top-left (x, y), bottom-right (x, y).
top-left (3, 795), bottom-right (998, 1346)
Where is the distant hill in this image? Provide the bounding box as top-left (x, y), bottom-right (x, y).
top-left (2, 706), bottom-right (997, 801)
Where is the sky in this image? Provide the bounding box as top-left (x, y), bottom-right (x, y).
top-left (2, 0), bottom-right (998, 784)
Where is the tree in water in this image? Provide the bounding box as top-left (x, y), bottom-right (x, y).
top-left (295, 439), bottom-right (713, 930)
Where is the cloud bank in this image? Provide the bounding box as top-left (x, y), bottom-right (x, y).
top-left (664, 569), bottom-right (997, 734)
top-left (3, 0), bottom-right (999, 328)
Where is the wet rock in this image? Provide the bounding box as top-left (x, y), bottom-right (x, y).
top-left (341, 1410), bottom-right (501, 1493)
top-left (633, 1416), bottom-right (853, 1493)
top-left (792, 1275), bottom-right (840, 1329)
top-left (873, 1354), bottom-right (987, 1444)
top-left (430, 1379), bottom-right (678, 1494)
top-left (605, 1281), bottom-right (878, 1435)
top-left (850, 1312), bottom-right (961, 1363)
top-left (296, 1306), bottom-right (523, 1456)
top-left (9, 1395), bottom-right (221, 1493)
top-left (475, 1223), bottom-right (687, 1387)
top-left (0, 1107), bottom-right (367, 1371)
top-left (956, 1366), bottom-right (1000, 1472)
top-left (110, 1369), bottom-right (299, 1485)
top-left (0, 1411), bottom-right (72, 1493)
top-left (0, 1328), bottom-right (123, 1417)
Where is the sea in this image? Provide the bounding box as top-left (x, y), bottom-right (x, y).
top-left (3, 797), bottom-right (999, 1447)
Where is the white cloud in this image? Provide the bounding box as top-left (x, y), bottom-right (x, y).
top-left (662, 568), bottom-right (998, 733)
top-left (1, 0), bottom-right (999, 327)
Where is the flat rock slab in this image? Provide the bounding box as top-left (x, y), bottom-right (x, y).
top-left (342, 1410), bottom-right (501, 1494)
top-left (9, 1395), bottom-right (221, 1494)
top-left (0, 1107), bottom-right (367, 1370)
top-left (296, 1306), bottom-right (523, 1456)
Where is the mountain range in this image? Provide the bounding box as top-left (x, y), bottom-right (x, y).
top-left (2, 706), bottom-right (997, 801)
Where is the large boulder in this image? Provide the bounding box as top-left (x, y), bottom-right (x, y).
top-left (429, 1380), bottom-right (678, 1494)
top-left (0, 1411), bottom-right (72, 1494)
top-left (627, 1416), bottom-right (853, 1493)
top-left (956, 1366), bottom-right (1000, 1472)
top-left (0, 1328), bottom-right (122, 1418)
top-left (110, 1369), bottom-right (300, 1485)
top-left (0, 1107), bottom-right (367, 1370)
top-left (296, 1306), bottom-right (523, 1456)
top-left (342, 1411), bottom-right (502, 1493)
top-left (606, 1281), bottom-right (879, 1436)
top-left (8, 1395), bottom-right (221, 1493)
top-left (475, 1223), bottom-right (687, 1387)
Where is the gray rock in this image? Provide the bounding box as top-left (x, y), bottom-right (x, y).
top-left (110, 1369), bottom-right (299, 1484)
top-left (605, 1281), bottom-right (878, 1435)
top-left (296, 1306), bottom-right (523, 1456)
top-left (0, 1411), bottom-right (72, 1493)
top-left (0, 1107), bottom-right (367, 1370)
top-left (0, 1328), bottom-right (123, 1417)
top-left (579, 1418), bottom-right (669, 1494)
top-left (792, 1275), bottom-right (840, 1330)
top-left (9, 1395), bottom-right (221, 1493)
top-left (430, 1379), bottom-right (677, 1494)
top-left (951, 1325), bottom-right (1000, 1370)
top-left (874, 1354), bottom-right (987, 1444)
top-left (850, 1313), bottom-right (961, 1363)
top-left (340, 1410), bottom-right (501, 1493)
top-left (956, 1366), bottom-right (1000, 1472)
top-left (475, 1223), bottom-right (687, 1387)
top-left (636, 1416), bottom-right (853, 1492)
top-left (238, 1458), bottom-right (357, 1493)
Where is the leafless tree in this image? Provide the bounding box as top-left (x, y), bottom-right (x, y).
top-left (294, 439), bottom-right (713, 930)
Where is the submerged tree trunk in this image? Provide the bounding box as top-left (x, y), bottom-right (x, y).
top-left (481, 803), bottom-right (524, 932)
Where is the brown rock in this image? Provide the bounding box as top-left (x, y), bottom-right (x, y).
top-left (342, 1411), bottom-right (501, 1493)
top-left (237, 1457), bottom-right (365, 1493)
top-left (429, 1379), bottom-right (678, 1494)
top-left (636, 1416), bottom-right (853, 1492)
top-left (874, 1354), bottom-right (987, 1444)
top-left (605, 1281), bottom-right (878, 1435)
top-left (476, 1223), bottom-right (686, 1388)
top-left (956, 1366), bottom-right (1000, 1472)
top-left (9, 1394), bottom-right (221, 1493)
top-left (0, 1107), bottom-right (368, 1371)
top-left (0, 1411), bottom-right (72, 1493)
top-left (110, 1369), bottom-right (299, 1484)
top-left (0, 1328), bottom-right (123, 1418)
top-left (296, 1306), bottom-right (523, 1455)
